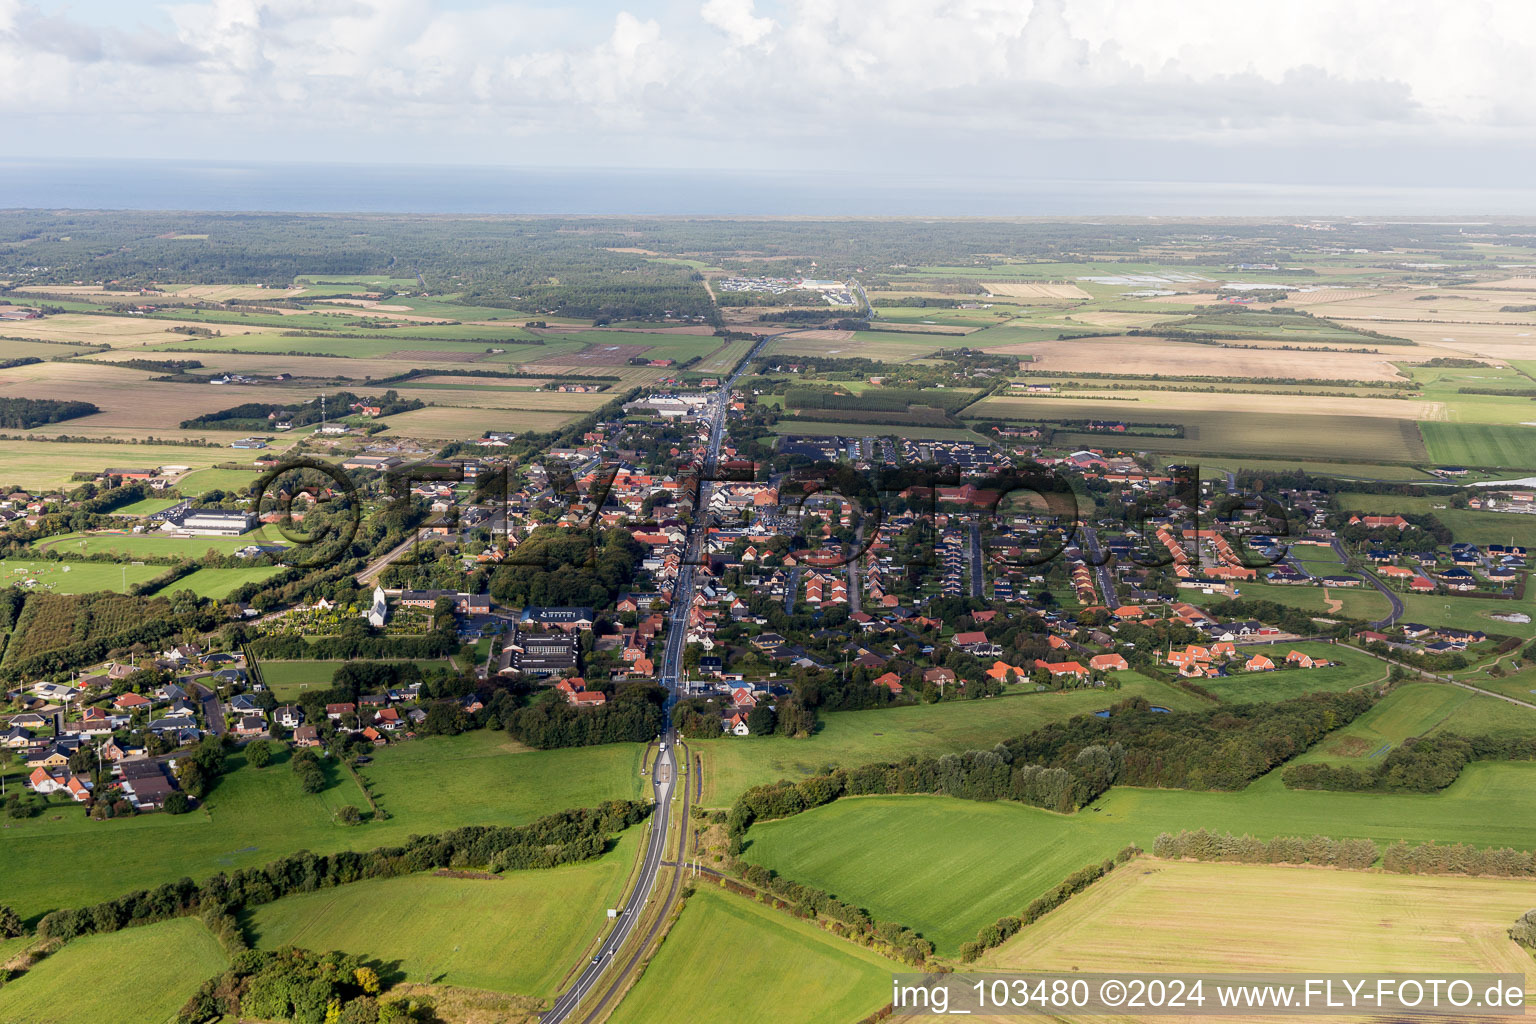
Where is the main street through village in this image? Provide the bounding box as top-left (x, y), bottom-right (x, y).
top-left (540, 333), bottom-right (775, 1024)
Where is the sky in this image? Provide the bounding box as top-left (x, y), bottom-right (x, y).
top-left (5, 0), bottom-right (1536, 186)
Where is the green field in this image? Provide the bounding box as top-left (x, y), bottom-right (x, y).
top-left (0, 558), bottom-right (164, 594)
top-left (769, 419), bottom-right (989, 443)
top-left (31, 530), bottom-right (273, 558)
top-left (698, 673), bottom-right (1204, 805)
top-left (966, 398), bottom-right (1429, 464)
top-left (0, 732), bottom-right (644, 920)
top-left (248, 830), bottom-right (640, 998)
top-left (1395, 589), bottom-right (1536, 637)
top-left (742, 760), bottom-right (1536, 954)
top-left (1298, 682), bottom-right (1479, 764)
top-left (0, 917), bottom-right (226, 1024)
top-left (258, 658), bottom-right (456, 699)
top-left (160, 566), bottom-right (282, 599)
top-left (1185, 578), bottom-right (1394, 620)
top-left (110, 497), bottom-right (182, 516)
top-left (172, 467), bottom-right (262, 496)
top-left (1421, 422), bottom-right (1536, 469)
top-left (1200, 641), bottom-right (1385, 703)
top-left (607, 885), bottom-right (892, 1024)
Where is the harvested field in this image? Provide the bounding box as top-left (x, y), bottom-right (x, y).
top-left (380, 406), bottom-right (581, 439)
top-left (980, 390), bottom-right (1447, 421)
top-left (865, 320), bottom-right (975, 334)
top-left (527, 343), bottom-right (649, 366)
top-left (980, 281), bottom-right (1092, 299)
top-left (385, 348), bottom-right (483, 362)
top-left (0, 360), bottom-right (327, 431)
top-left (89, 348), bottom-right (452, 380)
top-left (1, 312), bottom-right (289, 347)
top-left (963, 861), bottom-right (1536, 1024)
top-left (779, 329), bottom-right (854, 343)
top-left (1336, 318), bottom-right (1536, 361)
top-left (1283, 287), bottom-right (1385, 305)
top-left (982, 337), bottom-right (1411, 381)
top-left (1063, 311), bottom-right (1173, 329)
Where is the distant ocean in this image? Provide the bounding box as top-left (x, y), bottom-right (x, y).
top-left (5, 160), bottom-right (1536, 217)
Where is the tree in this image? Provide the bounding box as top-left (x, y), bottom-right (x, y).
top-left (176, 759), bottom-right (209, 799)
top-left (247, 739), bottom-right (272, 768)
top-left (336, 805), bottom-right (363, 826)
top-left (0, 904), bottom-right (24, 938)
top-left (163, 791), bottom-right (191, 814)
top-left (354, 966), bottom-right (381, 995)
top-left (746, 702), bottom-right (777, 736)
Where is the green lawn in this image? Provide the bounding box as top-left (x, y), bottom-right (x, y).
top-left (159, 566), bottom-right (281, 599)
top-left (30, 530), bottom-right (275, 559)
top-left (1396, 589), bottom-right (1536, 637)
top-left (258, 658), bottom-right (453, 699)
top-left (110, 497), bottom-right (182, 516)
top-left (0, 732), bottom-right (644, 921)
top-left (0, 558), bottom-right (164, 594)
top-left (607, 884), bottom-right (893, 1024)
top-left (1188, 578), bottom-right (1393, 621)
top-left (173, 467), bottom-right (262, 496)
top-left (742, 761), bottom-right (1536, 954)
top-left (1201, 641), bottom-right (1385, 703)
top-left (698, 673), bottom-right (1204, 805)
top-left (0, 917), bottom-right (226, 1024)
top-left (247, 829), bottom-right (641, 998)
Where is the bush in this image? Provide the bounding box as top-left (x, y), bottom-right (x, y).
top-left (246, 740), bottom-right (272, 768)
top-left (163, 792), bottom-right (191, 815)
top-left (336, 805), bottom-right (363, 826)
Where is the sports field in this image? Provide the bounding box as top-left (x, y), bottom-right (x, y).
top-left (172, 467), bottom-right (263, 496)
top-left (0, 558), bottom-right (164, 594)
top-left (981, 859), bottom-right (1536, 986)
top-left (741, 761), bottom-right (1536, 954)
top-left (159, 566), bottom-right (282, 599)
top-left (698, 673), bottom-right (1204, 805)
top-left (31, 530), bottom-right (270, 558)
top-left (0, 732), bottom-right (644, 919)
top-left (0, 917), bottom-right (226, 1024)
top-left (247, 829), bottom-right (641, 998)
top-left (607, 885), bottom-right (893, 1024)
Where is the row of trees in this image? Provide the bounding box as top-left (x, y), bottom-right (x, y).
top-left (1283, 733), bottom-right (1536, 793)
top-left (958, 847), bottom-right (1139, 962)
top-left (32, 801), bottom-right (648, 946)
top-left (731, 863), bottom-right (935, 965)
top-left (1151, 829), bottom-right (1379, 869)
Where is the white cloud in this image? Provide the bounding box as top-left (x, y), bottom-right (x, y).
top-left (5, 0), bottom-right (1536, 172)
top-left (700, 0), bottom-right (773, 47)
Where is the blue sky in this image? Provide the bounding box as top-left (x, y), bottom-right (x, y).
top-left (5, 0), bottom-right (1536, 185)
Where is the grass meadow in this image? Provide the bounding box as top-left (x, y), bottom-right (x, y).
top-left (0, 917), bottom-right (226, 1024)
top-left (607, 885), bottom-right (893, 1024)
top-left (741, 760), bottom-right (1536, 955)
top-left (0, 733), bottom-right (644, 920)
top-left (246, 829), bottom-right (642, 998)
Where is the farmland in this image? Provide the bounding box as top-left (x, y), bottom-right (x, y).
top-left (247, 830), bottom-right (641, 998)
top-left (0, 440), bottom-right (238, 491)
top-left (0, 917), bottom-right (227, 1024)
top-left (741, 761), bottom-right (1536, 954)
top-left (0, 733), bottom-right (644, 919)
top-left (981, 859), bottom-right (1536, 980)
top-left (607, 885), bottom-right (893, 1024)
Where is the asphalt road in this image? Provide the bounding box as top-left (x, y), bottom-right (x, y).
top-left (1332, 538), bottom-right (1404, 628)
top-left (542, 333), bottom-right (772, 1024)
top-left (967, 520), bottom-right (984, 599)
top-left (1078, 524), bottom-right (1118, 608)
top-left (192, 681), bottom-right (225, 736)
top-left (539, 742), bottom-right (677, 1024)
